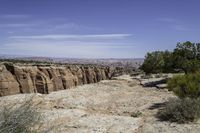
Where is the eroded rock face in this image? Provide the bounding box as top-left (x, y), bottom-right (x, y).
top-left (0, 65), bottom-right (20, 96)
top-left (0, 64), bottom-right (117, 96)
top-left (59, 67), bottom-right (77, 89)
top-left (14, 66), bottom-right (37, 93)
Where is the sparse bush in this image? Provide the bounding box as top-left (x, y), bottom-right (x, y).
top-left (131, 111), bottom-right (142, 117)
top-left (0, 97), bottom-right (42, 133)
top-left (157, 98), bottom-right (200, 123)
top-left (167, 71), bottom-right (200, 99)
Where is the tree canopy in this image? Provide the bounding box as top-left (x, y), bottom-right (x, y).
top-left (141, 41), bottom-right (200, 74)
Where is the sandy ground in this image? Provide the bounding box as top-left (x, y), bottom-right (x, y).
top-left (1, 75), bottom-right (200, 133)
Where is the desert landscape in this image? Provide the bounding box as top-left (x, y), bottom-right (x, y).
top-left (1, 1), bottom-right (200, 133)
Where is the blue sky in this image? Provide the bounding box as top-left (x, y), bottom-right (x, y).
top-left (0, 0), bottom-right (200, 58)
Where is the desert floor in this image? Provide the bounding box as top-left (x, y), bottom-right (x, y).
top-left (1, 75), bottom-right (200, 133)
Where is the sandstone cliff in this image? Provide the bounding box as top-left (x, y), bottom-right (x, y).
top-left (0, 63), bottom-right (118, 96)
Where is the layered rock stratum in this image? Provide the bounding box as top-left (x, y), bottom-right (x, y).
top-left (0, 63), bottom-right (119, 96)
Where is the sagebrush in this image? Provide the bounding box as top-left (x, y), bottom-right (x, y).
top-left (167, 72), bottom-right (200, 99)
top-left (157, 98), bottom-right (200, 123)
top-left (0, 97), bottom-right (41, 133)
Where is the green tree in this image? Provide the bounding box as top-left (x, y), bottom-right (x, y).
top-left (140, 51), bottom-right (174, 74)
top-left (173, 41), bottom-right (200, 73)
top-left (141, 41), bottom-right (200, 74)
top-left (140, 51), bottom-right (165, 74)
top-left (162, 51), bottom-right (174, 73)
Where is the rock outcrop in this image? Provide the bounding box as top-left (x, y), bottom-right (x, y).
top-left (133, 74), bottom-right (176, 89)
top-left (0, 65), bottom-right (20, 96)
top-left (0, 64), bottom-right (118, 96)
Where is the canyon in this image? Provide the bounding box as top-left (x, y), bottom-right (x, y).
top-left (0, 63), bottom-right (120, 96)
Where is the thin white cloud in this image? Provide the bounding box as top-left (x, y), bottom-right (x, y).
top-left (4, 40), bottom-right (134, 48)
top-left (1, 39), bottom-right (135, 58)
top-left (10, 34), bottom-right (132, 40)
top-left (0, 23), bottom-right (35, 28)
top-left (0, 14), bottom-right (134, 58)
top-left (1, 14), bottom-right (29, 19)
top-left (52, 23), bottom-right (100, 31)
top-left (0, 14), bottom-right (99, 33)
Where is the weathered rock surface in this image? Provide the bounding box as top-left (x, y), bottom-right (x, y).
top-left (0, 65), bottom-right (20, 96)
top-left (134, 74), bottom-right (175, 89)
top-left (0, 64), bottom-right (117, 96)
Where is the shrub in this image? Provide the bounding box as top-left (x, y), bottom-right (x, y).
top-left (131, 111), bottom-right (142, 117)
top-left (0, 97), bottom-right (42, 133)
top-left (157, 98), bottom-right (200, 123)
top-left (167, 72), bottom-right (200, 99)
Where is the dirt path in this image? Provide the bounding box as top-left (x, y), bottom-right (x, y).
top-left (1, 75), bottom-right (200, 133)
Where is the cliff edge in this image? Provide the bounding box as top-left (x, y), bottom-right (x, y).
top-left (0, 63), bottom-right (120, 96)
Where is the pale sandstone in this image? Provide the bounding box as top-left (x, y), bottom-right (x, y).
top-left (0, 64), bottom-right (117, 96)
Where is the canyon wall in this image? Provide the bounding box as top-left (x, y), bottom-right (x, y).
top-left (0, 64), bottom-right (118, 96)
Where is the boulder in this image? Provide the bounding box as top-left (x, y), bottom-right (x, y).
top-left (156, 84), bottom-right (167, 89)
top-left (140, 78), bottom-right (168, 88)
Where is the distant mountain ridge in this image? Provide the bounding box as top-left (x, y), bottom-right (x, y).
top-left (0, 54), bottom-right (144, 68)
